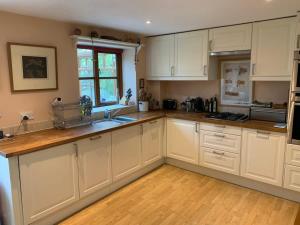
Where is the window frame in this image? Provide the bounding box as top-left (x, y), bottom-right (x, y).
top-left (77, 45), bottom-right (123, 107)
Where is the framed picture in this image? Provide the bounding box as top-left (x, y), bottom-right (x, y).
top-left (220, 60), bottom-right (252, 106)
top-left (7, 43), bottom-right (58, 92)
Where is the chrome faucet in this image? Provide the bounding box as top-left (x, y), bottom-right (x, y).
top-left (104, 108), bottom-right (123, 120)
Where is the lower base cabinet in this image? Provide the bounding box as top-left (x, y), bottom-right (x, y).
top-left (19, 144), bottom-right (79, 224)
top-left (241, 129), bottom-right (286, 186)
top-left (142, 119), bottom-right (163, 166)
top-left (167, 119), bottom-right (199, 165)
top-left (77, 133), bottom-right (112, 198)
top-left (200, 147), bottom-right (240, 175)
top-left (112, 125), bottom-right (142, 181)
top-left (284, 165), bottom-right (300, 192)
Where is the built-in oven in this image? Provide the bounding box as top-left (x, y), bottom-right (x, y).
top-left (289, 100), bottom-right (300, 144)
top-left (291, 50), bottom-right (300, 93)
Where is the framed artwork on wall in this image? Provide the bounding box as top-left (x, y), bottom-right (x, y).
top-left (7, 43), bottom-right (58, 92)
top-left (220, 60), bottom-right (252, 106)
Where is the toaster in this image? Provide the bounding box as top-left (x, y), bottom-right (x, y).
top-left (163, 99), bottom-right (177, 110)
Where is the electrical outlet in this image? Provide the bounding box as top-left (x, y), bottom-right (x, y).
top-left (20, 112), bottom-right (34, 120)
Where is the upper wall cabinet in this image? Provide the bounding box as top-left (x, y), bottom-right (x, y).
top-left (250, 18), bottom-right (297, 81)
top-left (174, 30), bottom-right (209, 79)
top-left (208, 24), bottom-right (252, 52)
top-left (146, 30), bottom-right (213, 81)
top-left (146, 34), bottom-right (175, 78)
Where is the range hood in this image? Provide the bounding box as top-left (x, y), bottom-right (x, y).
top-left (209, 50), bottom-right (251, 56)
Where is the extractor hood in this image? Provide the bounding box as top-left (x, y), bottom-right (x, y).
top-left (209, 50), bottom-right (251, 56)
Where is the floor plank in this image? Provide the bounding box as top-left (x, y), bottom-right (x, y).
top-left (59, 165), bottom-right (299, 225)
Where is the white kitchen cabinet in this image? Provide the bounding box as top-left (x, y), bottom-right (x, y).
top-left (146, 34), bottom-right (175, 78)
top-left (284, 165), bottom-right (300, 192)
top-left (19, 144), bottom-right (79, 224)
top-left (76, 133), bottom-right (112, 198)
top-left (174, 30), bottom-right (208, 78)
top-left (142, 119), bottom-right (163, 166)
top-left (250, 17), bottom-right (297, 81)
top-left (209, 24), bottom-right (252, 52)
top-left (112, 125), bottom-right (142, 181)
top-left (241, 129), bottom-right (286, 186)
top-left (201, 147), bottom-right (240, 175)
top-left (167, 119), bottom-right (199, 165)
top-left (200, 130), bottom-right (241, 154)
top-left (286, 144), bottom-right (300, 167)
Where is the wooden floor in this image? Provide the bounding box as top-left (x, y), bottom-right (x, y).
top-left (60, 165), bottom-right (299, 225)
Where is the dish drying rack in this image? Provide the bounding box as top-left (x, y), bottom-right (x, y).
top-left (52, 102), bottom-right (92, 129)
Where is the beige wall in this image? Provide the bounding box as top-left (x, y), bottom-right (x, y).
top-left (0, 11), bottom-right (141, 128)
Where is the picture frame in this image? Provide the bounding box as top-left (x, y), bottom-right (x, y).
top-left (7, 43), bottom-right (58, 92)
top-left (220, 60), bottom-right (252, 106)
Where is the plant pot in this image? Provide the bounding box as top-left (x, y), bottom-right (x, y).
top-left (139, 101), bottom-right (149, 112)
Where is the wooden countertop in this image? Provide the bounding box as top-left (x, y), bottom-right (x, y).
top-left (0, 110), bottom-right (287, 158)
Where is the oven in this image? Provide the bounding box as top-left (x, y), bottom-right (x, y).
top-left (291, 51), bottom-right (300, 93)
top-left (289, 99), bottom-right (300, 145)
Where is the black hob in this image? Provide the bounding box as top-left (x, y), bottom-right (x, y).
top-left (205, 112), bottom-right (248, 121)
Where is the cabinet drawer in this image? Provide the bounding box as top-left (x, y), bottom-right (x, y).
top-left (200, 147), bottom-right (240, 175)
top-left (286, 144), bottom-right (300, 167)
top-left (284, 165), bottom-right (300, 192)
top-left (200, 123), bottom-right (242, 135)
top-left (200, 130), bottom-right (241, 154)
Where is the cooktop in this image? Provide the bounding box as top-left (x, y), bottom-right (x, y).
top-left (205, 112), bottom-right (248, 121)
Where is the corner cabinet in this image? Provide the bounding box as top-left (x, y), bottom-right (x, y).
top-left (19, 143), bottom-right (79, 225)
top-left (146, 34), bottom-right (175, 78)
top-left (146, 30), bottom-right (213, 81)
top-left (250, 17), bottom-right (297, 81)
top-left (142, 119), bottom-right (164, 166)
top-left (208, 24), bottom-right (252, 52)
top-left (76, 133), bottom-right (112, 198)
top-left (241, 129), bottom-right (286, 186)
top-left (167, 119), bottom-right (199, 164)
top-left (112, 125), bottom-right (142, 181)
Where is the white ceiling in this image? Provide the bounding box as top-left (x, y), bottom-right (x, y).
top-left (0, 0), bottom-right (299, 35)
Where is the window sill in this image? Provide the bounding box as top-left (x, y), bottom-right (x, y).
top-left (92, 104), bottom-right (137, 119)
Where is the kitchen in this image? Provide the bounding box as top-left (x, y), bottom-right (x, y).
top-left (0, 1), bottom-right (300, 225)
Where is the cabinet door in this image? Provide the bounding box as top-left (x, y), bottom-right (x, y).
top-left (241, 129), bottom-right (286, 186)
top-left (174, 30), bottom-right (208, 77)
top-left (77, 133), bottom-right (112, 198)
top-left (209, 24), bottom-right (252, 52)
top-left (112, 125), bottom-right (142, 181)
top-left (251, 18), bottom-right (296, 81)
top-left (19, 144), bottom-right (79, 224)
top-left (146, 35), bottom-right (175, 78)
top-left (142, 119), bottom-right (163, 166)
top-left (167, 119), bottom-right (199, 164)
top-left (284, 165), bottom-right (300, 192)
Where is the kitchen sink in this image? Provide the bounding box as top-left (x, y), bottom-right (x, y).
top-left (112, 116), bottom-right (137, 123)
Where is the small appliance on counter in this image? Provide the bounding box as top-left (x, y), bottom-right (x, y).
top-left (163, 99), bottom-right (177, 110)
top-left (181, 96), bottom-right (217, 113)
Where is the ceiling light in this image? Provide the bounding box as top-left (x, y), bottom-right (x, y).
top-left (146, 20), bottom-right (152, 24)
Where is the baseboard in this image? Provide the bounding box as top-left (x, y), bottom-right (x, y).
top-left (31, 159), bottom-right (164, 225)
top-left (166, 157), bottom-right (300, 203)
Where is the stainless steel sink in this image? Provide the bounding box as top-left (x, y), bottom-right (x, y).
top-left (93, 116), bottom-right (137, 126)
top-left (112, 116), bottom-right (137, 123)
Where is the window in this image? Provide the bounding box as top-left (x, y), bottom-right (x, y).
top-left (77, 46), bottom-right (123, 106)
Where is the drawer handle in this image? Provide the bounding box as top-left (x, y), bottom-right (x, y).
top-left (214, 133), bottom-right (225, 138)
top-left (90, 135), bottom-right (102, 141)
top-left (215, 125), bottom-right (225, 129)
top-left (213, 151), bottom-right (225, 156)
top-left (149, 120), bottom-right (158, 124)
